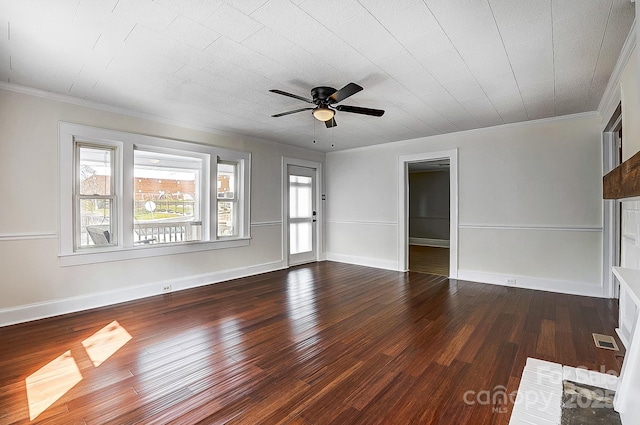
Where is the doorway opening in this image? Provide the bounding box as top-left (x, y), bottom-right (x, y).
top-left (603, 104), bottom-right (622, 298)
top-left (398, 150), bottom-right (458, 278)
top-left (407, 160), bottom-right (450, 276)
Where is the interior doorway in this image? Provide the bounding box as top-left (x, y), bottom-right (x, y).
top-left (602, 103), bottom-right (622, 298)
top-left (407, 160), bottom-right (450, 276)
top-left (398, 150), bottom-right (458, 278)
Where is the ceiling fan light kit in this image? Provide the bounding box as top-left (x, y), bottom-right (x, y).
top-left (312, 106), bottom-right (334, 122)
top-left (269, 82), bottom-right (384, 129)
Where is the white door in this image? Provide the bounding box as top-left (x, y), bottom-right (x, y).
top-left (288, 165), bottom-right (317, 265)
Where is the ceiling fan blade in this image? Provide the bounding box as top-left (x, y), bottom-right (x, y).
top-left (329, 83), bottom-right (363, 103)
top-left (272, 107), bottom-right (314, 117)
top-left (269, 89), bottom-right (314, 104)
top-left (336, 105), bottom-right (385, 117)
top-left (325, 117), bottom-right (337, 128)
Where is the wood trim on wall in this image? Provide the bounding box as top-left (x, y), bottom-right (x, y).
top-left (603, 149), bottom-right (640, 199)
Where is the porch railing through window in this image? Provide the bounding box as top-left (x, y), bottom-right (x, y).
top-left (134, 220), bottom-right (202, 244)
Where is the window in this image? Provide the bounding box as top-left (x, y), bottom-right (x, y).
top-left (76, 144), bottom-right (117, 248)
top-left (134, 149), bottom-right (203, 244)
top-left (59, 123), bottom-right (251, 266)
top-left (217, 161), bottom-right (238, 237)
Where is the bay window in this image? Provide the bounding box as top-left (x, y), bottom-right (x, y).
top-left (59, 123), bottom-right (251, 266)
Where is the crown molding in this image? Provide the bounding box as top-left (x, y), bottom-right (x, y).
top-left (598, 19), bottom-right (637, 124)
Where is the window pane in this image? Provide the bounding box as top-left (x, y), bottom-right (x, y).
top-left (217, 162), bottom-right (236, 199)
top-left (79, 147), bottom-right (112, 196)
top-left (217, 201), bottom-right (236, 237)
top-left (217, 162), bottom-right (238, 238)
top-left (79, 199), bottom-right (113, 247)
top-left (134, 150), bottom-right (202, 244)
top-left (290, 222), bottom-right (312, 254)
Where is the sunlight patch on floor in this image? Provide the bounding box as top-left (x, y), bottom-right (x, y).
top-left (82, 320), bottom-right (133, 367)
top-left (25, 320), bottom-right (133, 420)
top-left (26, 350), bottom-right (82, 420)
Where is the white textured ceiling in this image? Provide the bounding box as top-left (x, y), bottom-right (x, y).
top-left (1, 0), bottom-right (635, 151)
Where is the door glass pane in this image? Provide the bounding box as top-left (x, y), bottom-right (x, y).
top-left (289, 176), bottom-right (312, 218)
top-left (79, 199), bottom-right (113, 247)
top-left (133, 150), bottom-right (202, 244)
top-left (290, 222), bottom-right (312, 254)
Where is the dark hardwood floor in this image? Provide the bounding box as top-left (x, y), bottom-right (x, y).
top-left (0, 262), bottom-right (622, 424)
top-left (409, 245), bottom-right (449, 276)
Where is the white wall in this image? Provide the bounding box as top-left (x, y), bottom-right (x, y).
top-left (622, 48), bottom-right (640, 161)
top-left (326, 113), bottom-right (604, 296)
top-left (0, 87), bottom-right (324, 324)
top-left (409, 170), bottom-right (450, 241)
top-left (619, 43), bottom-right (640, 272)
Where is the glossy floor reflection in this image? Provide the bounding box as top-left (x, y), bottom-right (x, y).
top-left (0, 262), bottom-right (623, 424)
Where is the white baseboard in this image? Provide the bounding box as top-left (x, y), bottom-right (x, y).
top-left (0, 260), bottom-right (286, 327)
top-left (457, 270), bottom-right (605, 298)
top-left (409, 237), bottom-right (450, 247)
top-left (326, 252), bottom-right (398, 271)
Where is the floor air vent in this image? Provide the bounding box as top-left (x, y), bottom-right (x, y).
top-left (592, 333), bottom-right (619, 351)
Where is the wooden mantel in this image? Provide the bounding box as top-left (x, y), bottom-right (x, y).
top-left (603, 149), bottom-right (640, 199)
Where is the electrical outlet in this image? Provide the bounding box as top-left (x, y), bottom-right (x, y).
top-left (162, 284), bottom-right (172, 293)
top-left (505, 278), bottom-right (516, 286)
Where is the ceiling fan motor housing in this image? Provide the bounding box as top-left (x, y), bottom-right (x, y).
top-left (311, 86), bottom-right (337, 105)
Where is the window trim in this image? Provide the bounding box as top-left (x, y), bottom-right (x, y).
top-left (59, 122), bottom-right (251, 267)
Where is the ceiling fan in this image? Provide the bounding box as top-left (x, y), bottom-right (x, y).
top-left (269, 83), bottom-right (385, 128)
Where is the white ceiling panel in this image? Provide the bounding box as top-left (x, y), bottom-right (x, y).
top-left (112, 0), bottom-right (176, 33)
top-left (444, 78), bottom-right (487, 103)
top-left (222, 0), bottom-right (269, 15)
top-left (477, 73), bottom-right (520, 100)
top-left (163, 16), bottom-right (221, 50)
top-left (461, 96), bottom-right (503, 123)
top-left (489, 0), bottom-right (551, 26)
top-left (360, 2), bottom-right (437, 44)
top-left (499, 13), bottom-right (552, 51)
top-left (0, 0), bottom-right (634, 151)
top-left (204, 3), bottom-right (263, 43)
top-left (462, 46), bottom-right (512, 78)
top-left (519, 80), bottom-right (555, 105)
top-left (553, 8), bottom-right (609, 42)
top-left (153, 0), bottom-right (224, 23)
top-left (552, 0), bottom-right (607, 22)
top-left (524, 99), bottom-right (556, 120)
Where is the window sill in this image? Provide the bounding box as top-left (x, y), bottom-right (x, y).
top-left (59, 238), bottom-right (251, 267)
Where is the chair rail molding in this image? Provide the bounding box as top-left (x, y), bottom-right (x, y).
top-left (0, 232), bottom-right (58, 241)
